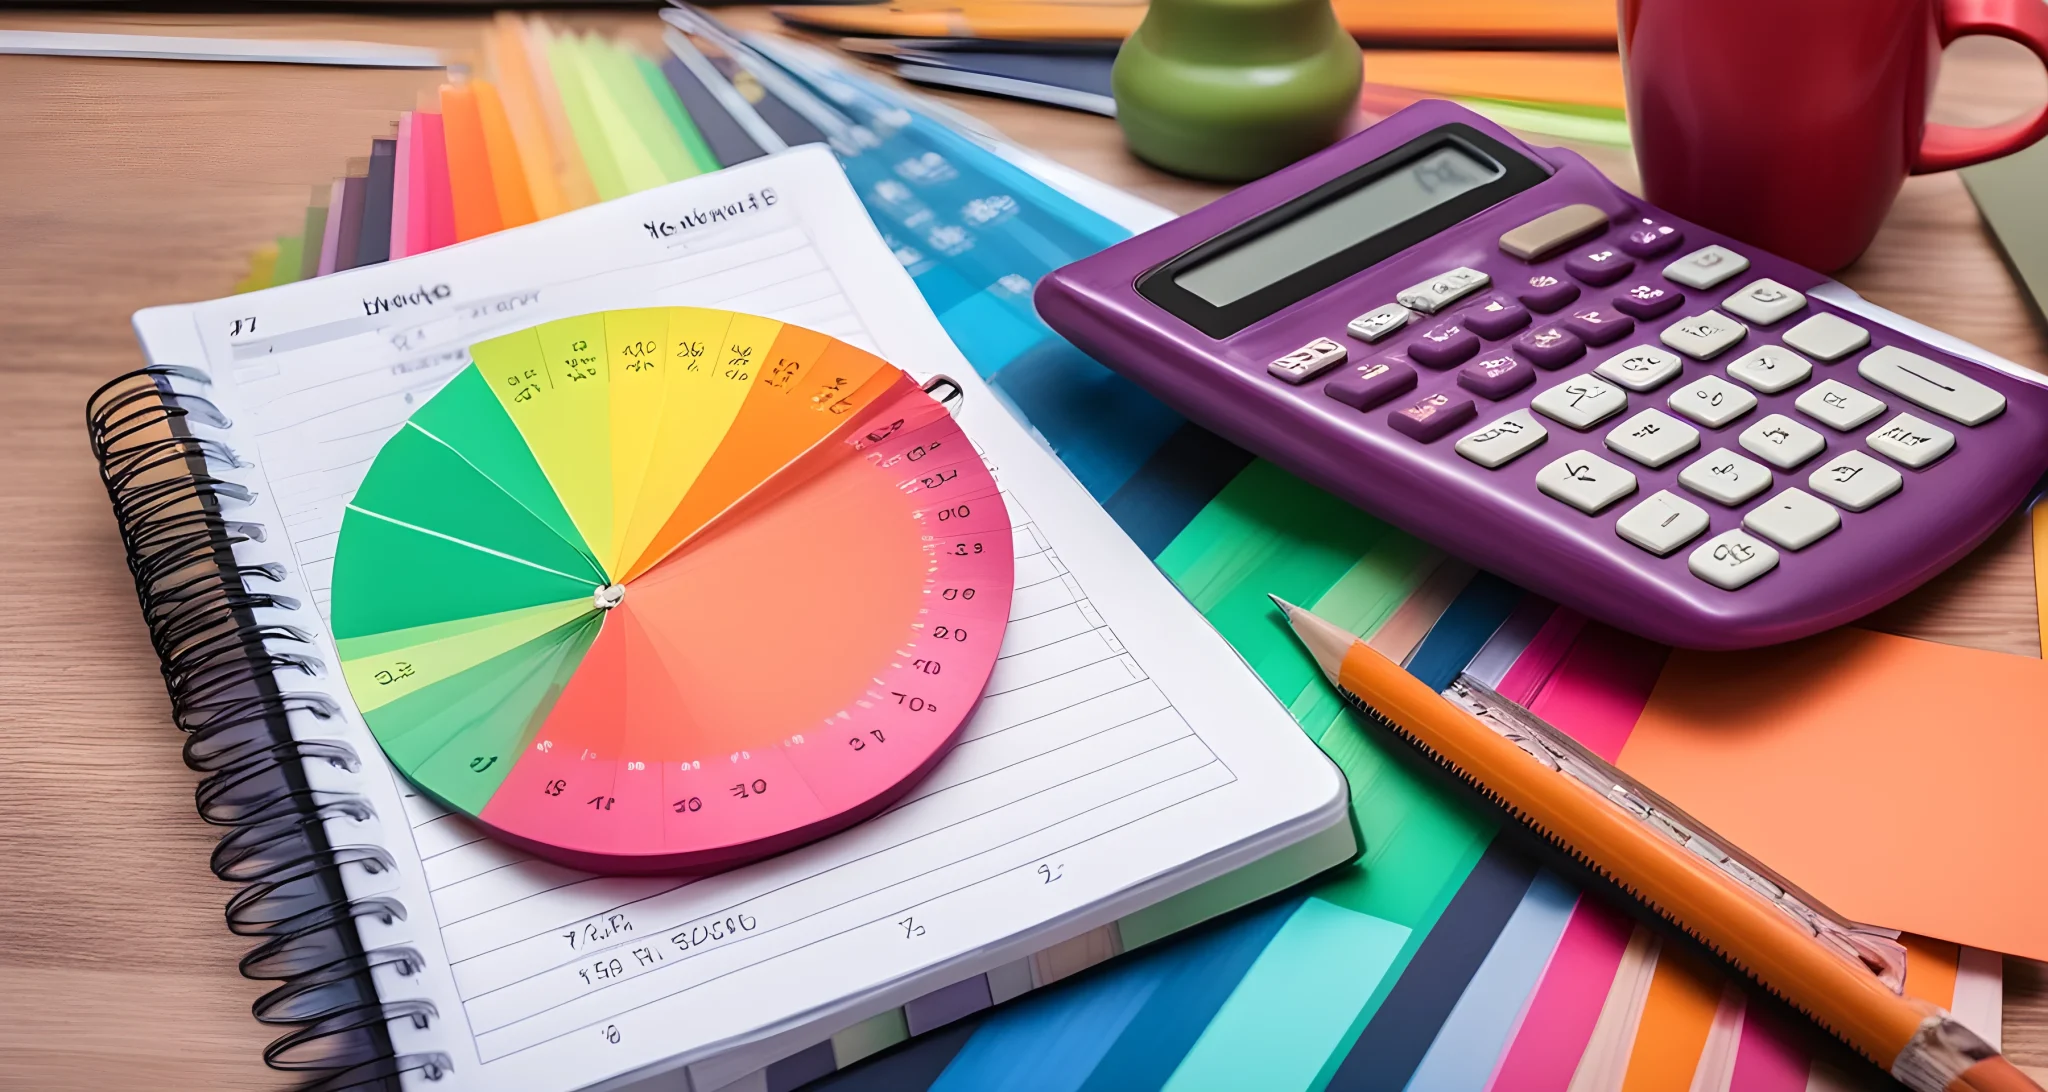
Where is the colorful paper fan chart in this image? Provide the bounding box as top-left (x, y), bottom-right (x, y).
top-left (328, 307), bottom-right (1014, 874)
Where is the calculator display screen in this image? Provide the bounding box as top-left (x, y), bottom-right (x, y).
top-left (1136, 124), bottom-right (1549, 339)
top-left (1174, 146), bottom-right (1504, 307)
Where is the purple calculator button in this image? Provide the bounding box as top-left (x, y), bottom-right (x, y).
top-left (1514, 324), bottom-right (1586, 369)
top-left (1458, 352), bottom-right (1535, 399)
top-left (1562, 306), bottom-right (1635, 347)
top-left (1388, 393), bottom-right (1477, 442)
top-left (1323, 356), bottom-right (1418, 410)
top-left (1613, 282), bottom-right (1683, 320)
top-left (1563, 246), bottom-right (1635, 286)
top-left (1617, 217), bottom-right (1684, 258)
top-left (1463, 294), bottom-right (1530, 339)
top-left (1518, 275), bottom-right (1580, 313)
top-left (1407, 321), bottom-right (1480, 369)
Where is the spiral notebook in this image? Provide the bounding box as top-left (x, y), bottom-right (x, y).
top-left (93, 147), bottom-right (1353, 1091)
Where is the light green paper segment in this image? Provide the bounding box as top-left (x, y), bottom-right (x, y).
top-left (1459, 96), bottom-right (1632, 147)
top-left (408, 366), bottom-right (596, 568)
top-left (340, 598), bottom-right (591, 713)
top-left (570, 35), bottom-right (670, 193)
top-left (300, 205), bottom-right (328, 279)
top-left (272, 233), bottom-right (305, 287)
top-left (349, 420), bottom-right (606, 586)
top-left (549, 34), bottom-right (627, 201)
top-left (374, 616), bottom-right (600, 814)
top-left (637, 53), bottom-right (719, 174)
top-left (329, 506), bottom-right (598, 640)
top-left (587, 37), bottom-right (696, 182)
top-left (1159, 898), bottom-right (1409, 1092)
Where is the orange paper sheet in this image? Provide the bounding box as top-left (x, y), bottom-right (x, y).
top-left (1622, 627), bottom-right (2048, 960)
top-left (1618, 946), bottom-right (1722, 1092)
top-left (1363, 50), bottom-right (1624, 110)
top-left (439, 84), bottom-right (504, 242)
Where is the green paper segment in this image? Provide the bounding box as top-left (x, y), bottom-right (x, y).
top-left (350, 420), bottom-right (606, 586)
top-left (407, 367), bottom-right (596, 564)
top-left (637, 53), bottom-right (719, 175)
top-left (378, 615), bottom-right (601, 813)
top-left (339, 598), bottom-right (592, 714)
top-left (329, 505), bottom-right (598, 640)
top-left (549, 34), bottom-right (627, 201)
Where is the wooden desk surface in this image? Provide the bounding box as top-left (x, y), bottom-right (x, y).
top-left (0, 10), bottom-right (2042, 1089)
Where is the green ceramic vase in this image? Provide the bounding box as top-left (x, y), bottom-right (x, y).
top-left (1112, 0), bottom-right (1363, 182)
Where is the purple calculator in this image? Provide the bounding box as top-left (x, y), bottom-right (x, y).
top-left (1036, 101), bottom-right (2048, 649)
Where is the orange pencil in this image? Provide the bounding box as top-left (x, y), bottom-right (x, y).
top-left (439, 83), bottom-right (503, 242)
top-left (1271, 596), bottom-right (2039, 1092)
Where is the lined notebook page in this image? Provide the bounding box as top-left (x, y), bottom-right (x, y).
top-left (138, 149), bottom-right (1345, 1092)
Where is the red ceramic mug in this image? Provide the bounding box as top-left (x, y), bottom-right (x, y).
top-left (1621, 0), bottom-right (2048, 272)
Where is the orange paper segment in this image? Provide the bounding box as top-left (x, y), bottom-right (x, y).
top-left (1361, 50), bottom-right (1625, 110)
top-left (439, 84), bottom-right (505, 242)
top-left (471, 80), bottom-right (537, 229)
top-left (1621, 627), bottom-right (2048, 961)
top-left (1618, 946), bottom-right (1722, 1092)
top-left (625, 334), bottom-right (896, 574)
top-left (1901, 934), bottom-right (1960, 1009)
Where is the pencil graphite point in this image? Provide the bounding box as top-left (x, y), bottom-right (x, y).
top-left (1267, 594), bottom-right (1352, 683)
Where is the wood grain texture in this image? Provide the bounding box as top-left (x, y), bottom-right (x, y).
top-left (0, 11), bottom-right (2041, 1089)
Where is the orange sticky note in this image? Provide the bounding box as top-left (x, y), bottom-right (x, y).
top-left (439, 84), bottom-right (504, 242)
top-left (1622, 628), bottom-right (2048, 960)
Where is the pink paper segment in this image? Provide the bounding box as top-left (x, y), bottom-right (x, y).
top-left (416, 112), bottom-right (457, 252)
top-left (1481, 895), bottom-right (1634, 1092)
top-left (389, 113), bottom-right (414, 260)
top-left (1727, 1003), bottom-right (1813, 1092)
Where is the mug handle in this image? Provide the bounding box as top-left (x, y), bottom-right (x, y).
top-left (1913, 0), bottom-right (2048, 173)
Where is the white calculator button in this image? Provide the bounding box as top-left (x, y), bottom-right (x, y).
top-left (1662, 245), bottom-right (1752, 290)
top-left (1795, 379), bottom-right (1886, 431)
top-left (1660, 310), bottom-right (1748, 360)
top-left (1604, 408), bottom-right (1700, 468)
top-left (1688, 529), bottom-right (1780, 590)
top-left (1725, 345), bottom-right (1813, 394)
top-left (1536, 450), bottom-right (1639, 514)
top-left (1742, 487), bottom-right (1841, 550)
top-left (1737, 413), bottom-right (1826, 470)
top-left (1269, 337), bottom-right (1347, 384)
top-left (1594, 344), bottom-right (1683, 392)
top-left (1856, 345), bottom-right (2006, 425)
top-left (1532, 373), bottom-right (1629, 430)
top-left (1667, 374), bottom-right (1758, 428)
top-left (1807, 449), bottom-right (1903, 511)
top-left (1397, 267), bottom-right (1491, 314)
top-left (1616, 490), bottom-right (1710, 556)
top-left (1866, 412), bottom-right (1956, 468)
top-left (1456, 409), bottom-right (1549, 469)
top-left (1347, 303), bottom-right (1415, 343)
top-left (1781, 313), bottom-right (1871, 361)
top-left (1679, 448), bottom-right (1773, 505)
top-left (1720, 278), bottom-right (1807, 325)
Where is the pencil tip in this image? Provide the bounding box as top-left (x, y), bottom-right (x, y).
top-left (1267, 593), bottom-right (1295, 616)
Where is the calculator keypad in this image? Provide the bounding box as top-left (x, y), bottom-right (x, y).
top-left (1516, 324), bottom-right (1587, 369)
top-left (1533, 373), bottom-right (1628, 429)
top-left (1679, 448), bottom-right (1773, 505)
top-left (1663, 245), bottom-right (1751, 290)
top-left (1737, 413), bottom-right (1826, 469)
top-left (1661, 310), bottom-right (1748, 360)
top-left (1606, 408), bottom-right (1700, 468)
top-left (1278, 214), bottom-right (2018, 605)
top-left (1398, 267), bottom-right (1490, 313)
top-left (1726, 345), bottom-right (1813, 394)
top-left (1720, 278), bottom-right (1807, 325)
top-left (1808, 450), bottom-right (1902, 511)
top-left (1782, 313), bottom-right (1871, 361)
top-left (1668, 375), bottom-right (1757, 428)
top-left (1858, 346), bottom-right (2006, 425)
top-left (1537, 450), bottom-right (1638, 513)
top-left (1595, 344), bottom-right (1683, 392)
top-left (1456, 409), bottom-right (1548, 468)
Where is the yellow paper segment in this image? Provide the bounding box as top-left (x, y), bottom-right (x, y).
top-left (604, 307), bottom-right (674, 574)
top-left (569, 33), bottom-right (668, 194)
top-left (339, 597), bottom-right (590, 713)
top-left (619, 311), bottom-right (784, 579)
top-left (472, 316), bottom-right (615, 577)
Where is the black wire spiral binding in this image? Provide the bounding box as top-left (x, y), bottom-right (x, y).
top-left (88, 366), bottom-right (451, 1091)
